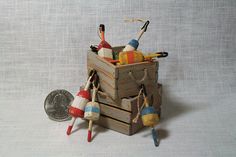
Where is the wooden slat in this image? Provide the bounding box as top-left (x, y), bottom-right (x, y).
top-left (153, 84), bottom-right (162, 114)
top-left (117, 79), bottom-right (156, 90)
top-left (87, 66), bottom-right (117, 100)
top-left (98, 81), bottom-right (117, 100)
top-left (96, 92), bottom-right (132, 111)
top-left (118, 62), bottom-right (158, 76)
top-left (87, 66), bottom-right (116, 89)
top-left (87, 51), bottom-right (118, 79)
top-left (131, 117), bottom-right (144, 135)
top-left (117, 81), bottom-right (157, 98)
top-left (117, 61), bottom-right (158, 71)
top-left (99, 103), bottom-right (131, 123)
top-left (94, 83), bottom-right (162, 135)
top-left (95, 115), bottom-right (131, 135)
top-left (118, 69), bottom-right (157, 84)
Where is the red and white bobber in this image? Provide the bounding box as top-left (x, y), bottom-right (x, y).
top-left (66, 70), bottom-right (96, 135)
top-left (97, 24), bottom-right (113, 62)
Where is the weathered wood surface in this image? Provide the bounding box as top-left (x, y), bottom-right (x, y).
top-left (99, 103), bottom-right (132, 123)
top-left (95, 115), bottom-right (131, 135)
top-left (87, 47), bottom-right (159, 100)
top-left (94, 84), bottom-right (162, 135)
top-left (87, 50), bottom-right (117, 79)
top-left (117, 81), bottom-right (157, 98)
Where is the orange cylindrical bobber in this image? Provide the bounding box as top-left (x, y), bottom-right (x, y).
top-left (117, 51), bottom-right (168, 65)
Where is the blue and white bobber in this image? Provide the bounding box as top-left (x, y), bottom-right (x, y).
top-left (123, 21), bottom-right (149, 52)
top-left (84, 102), bottom-right (100, 121)
top-left (84, 84), bottom-right (100, 142)
top-left (123, 39), bottom-right (139, 52)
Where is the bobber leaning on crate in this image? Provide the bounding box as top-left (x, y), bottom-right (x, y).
top-left (66, 70), bottom-right (96, 135)
top-left (84, 75), bottom-right (100, 142)
top-left (133, 84), bottom-right (160, 147)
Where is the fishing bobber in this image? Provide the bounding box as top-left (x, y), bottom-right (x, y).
top-left (141, 106), bottom-right (160, 147)
top-left (66, 70), bottom-right (96, 135)
top-left (141, 106), bottom-right (159, 127)
top-left (140, 84), bottom-right (160, 147)
top-left (97, 24), bottom-right (113, 62)
top-left (123, 39), bottom-right (139, 52)
top-left (141, 85), bottom-right (160, 127)
top-left (119, 51), bottom-right (168, 65)
top-left (97, 41), bottom-right (113, 61)
top-left (123, 21), bottom-right (149, 52)
top-left (84, 100), bottom-right (100, 142)
top-left (84, 80), bottom-right (100, 142)
top-left (115, 51), bottom-right (168, 65)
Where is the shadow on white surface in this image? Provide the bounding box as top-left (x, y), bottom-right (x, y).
top-left (70, 120), bottom-right (108, 142)
top-left (138, 85), bottom-right (203, 145)
top-left (92, 125), bottom-right (108, 141)
top-left (70, 120), bottom-right (88, 134)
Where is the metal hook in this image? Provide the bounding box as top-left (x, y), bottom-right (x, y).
top-left (141, 20), bottom-right (150, 32)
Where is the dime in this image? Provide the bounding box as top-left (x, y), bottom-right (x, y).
top-left (44, 89), bottom-right (74, 122)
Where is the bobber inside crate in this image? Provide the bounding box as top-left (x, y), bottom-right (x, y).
top-left (81, 83), bottom-right (162, 135)
top-left (87, 46), bottom-right (159, 101)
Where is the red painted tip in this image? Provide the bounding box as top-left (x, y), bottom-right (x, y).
top-left (67, 125), bottom-right (73, 135)
top-left (87, 130), bottom-right (92, 142)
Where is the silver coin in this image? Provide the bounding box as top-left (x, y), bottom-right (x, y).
top-left (44, 89), bottom-right (74, 122)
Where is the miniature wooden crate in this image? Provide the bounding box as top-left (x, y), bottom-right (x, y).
top-left (87, 46), bottom-right (159, 101)
top-left (94, 83), bottom-right (162, 135)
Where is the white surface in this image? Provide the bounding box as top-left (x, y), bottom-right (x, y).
top-left (0, 0), bottom-right (236, 156)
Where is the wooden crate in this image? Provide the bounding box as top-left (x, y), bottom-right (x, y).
top-left (87, 46), bottom-right (159, 101)
top-left (94, 83), bottom-right (162, 135)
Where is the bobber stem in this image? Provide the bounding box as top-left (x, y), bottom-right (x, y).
top-left (101, 32), bottom-right (105, 41)
top-left (87, 120), bottom-right (93, 142)
top-left (136, 21), bottom-right (149, 41)
top-left (66, 117), bottom-right (76, 135)
top-left (152, 127), bottom-right (159, 147)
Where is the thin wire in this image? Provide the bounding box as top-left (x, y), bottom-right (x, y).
top-left (97, 27), bottom-right (101, 40)
top-left (124, 18), bottom-right (146, 23)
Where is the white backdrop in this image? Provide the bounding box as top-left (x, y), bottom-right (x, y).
top-left (0, 0), bottom-right (236, 156)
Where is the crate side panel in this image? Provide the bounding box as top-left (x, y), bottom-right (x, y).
top-left (87, 51), bottom-right (118, 79)
top-left (118, 69), bottom-right (157, 85)
top-left (100, 103), bottom-right (132, 123)
top-left (117, 61), bottom-right (158, 73)
top-left (96, 91), bottom-right (132, 111)
top-left (95, 116), bottom-right (131, 135)
top-left (88, 66), bottom-right (116, 89)
top-left (118, 81), bottom-right (157, 99)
